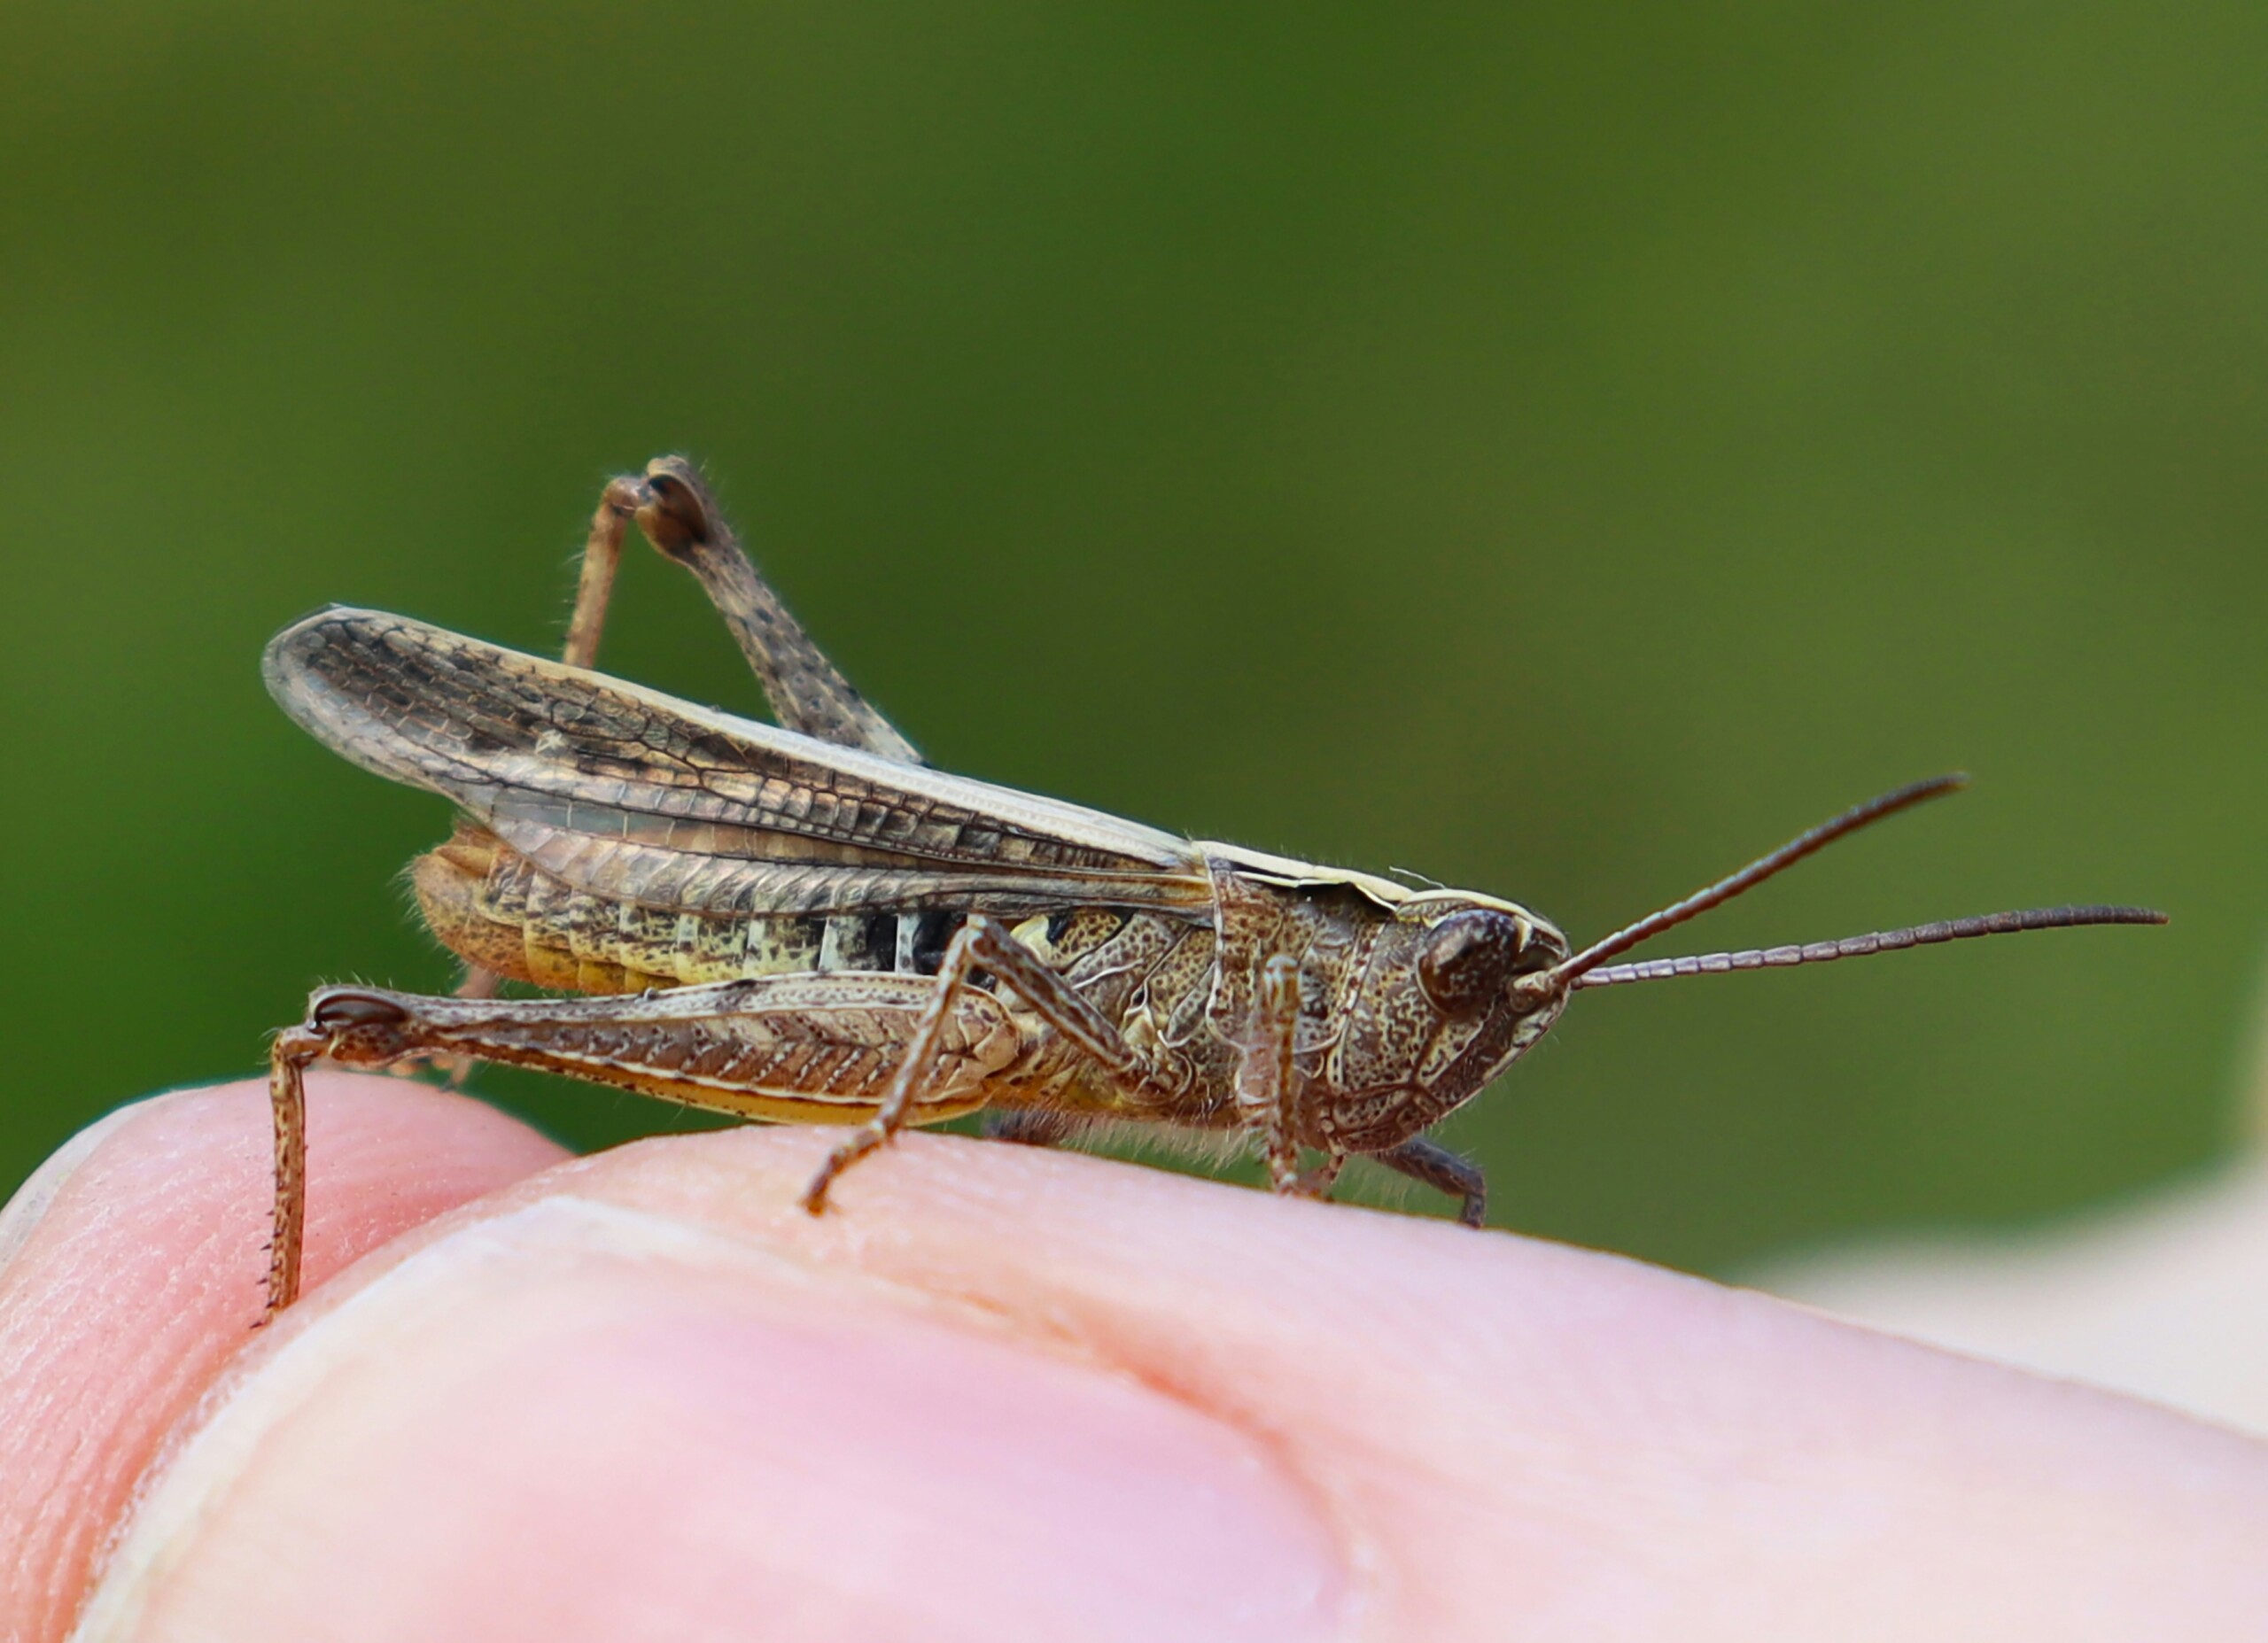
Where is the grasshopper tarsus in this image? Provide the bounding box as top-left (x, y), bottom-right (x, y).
top-left (1290, 1153), bottom-right (1348, 1202)
top-left (264, 1025), bottom-right (323, 1319)
top-left (257, 454), bottom-right (2163, 1316)
top-left (801, 1129), bottom-right (885, 1216)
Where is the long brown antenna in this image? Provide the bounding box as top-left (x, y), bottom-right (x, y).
top-left (1547, 774), bottom-right (1970, 988)
top-left (1571, 903), bottom-right (2166, 988)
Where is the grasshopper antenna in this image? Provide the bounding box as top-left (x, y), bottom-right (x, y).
top-left (1567, 903), bottom-right (2166, 988)
top-left (1527, 775), bottom-right (2165, 995)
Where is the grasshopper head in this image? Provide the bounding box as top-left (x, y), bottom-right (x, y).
top-left (1348, 775), bottom-right (2167, 1157)
top-left (1326, 895), bottom-right (1572, 1149)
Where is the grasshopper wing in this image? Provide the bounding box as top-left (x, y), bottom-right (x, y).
top-left (265, 608), bottom-right (1215, 918)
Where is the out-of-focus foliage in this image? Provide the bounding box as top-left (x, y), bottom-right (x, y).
top-left (3, 3), bottom-right (2260, 1274)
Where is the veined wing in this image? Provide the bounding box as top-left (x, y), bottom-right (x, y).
top-left (265, 608), bottom-right (1215, 918)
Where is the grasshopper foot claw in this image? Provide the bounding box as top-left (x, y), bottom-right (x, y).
top-left (801, 1126), bottom-right (889, 1213)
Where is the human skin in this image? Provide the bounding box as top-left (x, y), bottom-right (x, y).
top-left (2, 1074), bottom-right (2264, 1642)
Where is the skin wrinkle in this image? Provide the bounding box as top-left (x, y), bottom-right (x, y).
top-left (312, 1149), bottom-right (1306, 1441)
top-left (0, 1106), bottom-right (139, 1280)
top-left (0, 1098), bottom-right (273, 1636)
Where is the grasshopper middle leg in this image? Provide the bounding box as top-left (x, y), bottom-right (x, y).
top-left (800, 915), bottom-right (1160, 1213)
top-left (979, 1110), bottom-right (1082, 1148)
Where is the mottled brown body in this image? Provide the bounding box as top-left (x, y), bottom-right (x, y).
top-left (407, 815), bottom-right (1562, 1155)
top-left (256, 455), bottom-right (2162, 1320)
top-left (410, 817), bottom-right (1238, 1123)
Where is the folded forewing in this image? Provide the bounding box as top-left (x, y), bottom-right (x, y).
top-left (267, 608), bottom-right (1215, 918)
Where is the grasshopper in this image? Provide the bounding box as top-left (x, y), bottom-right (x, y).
top-left (260, 456), bottom-right (2164, 1317)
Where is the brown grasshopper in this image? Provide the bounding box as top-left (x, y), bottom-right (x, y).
top-left (260, 456), bottom-right (2164, 1317)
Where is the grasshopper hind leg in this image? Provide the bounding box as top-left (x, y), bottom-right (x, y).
top-left (607, 457), bottom-right (921, 763)
top-left (377, 963), bottom-right (497, 1089)
top-left (418, 454), bottom-right (926, 1037)
top-left (263, 1027), bottom-right (322, 1320)
top-left (260, 969), bottom-right (1029, 1315)
top-left (426, 469), bottom-right (657, 1019)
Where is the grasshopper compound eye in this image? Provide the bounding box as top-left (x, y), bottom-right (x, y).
top-left (1418, 911), bottom-right (1525, 1017)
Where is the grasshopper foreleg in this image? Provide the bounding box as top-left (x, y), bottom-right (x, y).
top-left (801, 915), bottom-right (1152, 1213)
top-left (1240, 954), bottom-right (1313, 1197)
top-left (1371, 1135), bottom-right (1487, 1228)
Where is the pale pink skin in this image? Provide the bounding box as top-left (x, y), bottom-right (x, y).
top-left (3, 1075), bottom-right (2264, 1642)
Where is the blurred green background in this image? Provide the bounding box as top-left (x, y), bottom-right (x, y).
top-left (4, 3), bottom-right (2262, 1275)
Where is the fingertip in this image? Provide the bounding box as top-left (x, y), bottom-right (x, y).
top-left (0, 1073), bottom-right (566, 1641)
top-left (81, 1194), bottom-right (1346, 1643)
top-left (40, 1119), bottom-right (2268, 1639)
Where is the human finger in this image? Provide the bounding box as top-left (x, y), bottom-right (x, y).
top-left (0, 1074), bottom-right (569, 1640)
top-left (74, 1122), bottom-right (2268, 1641)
